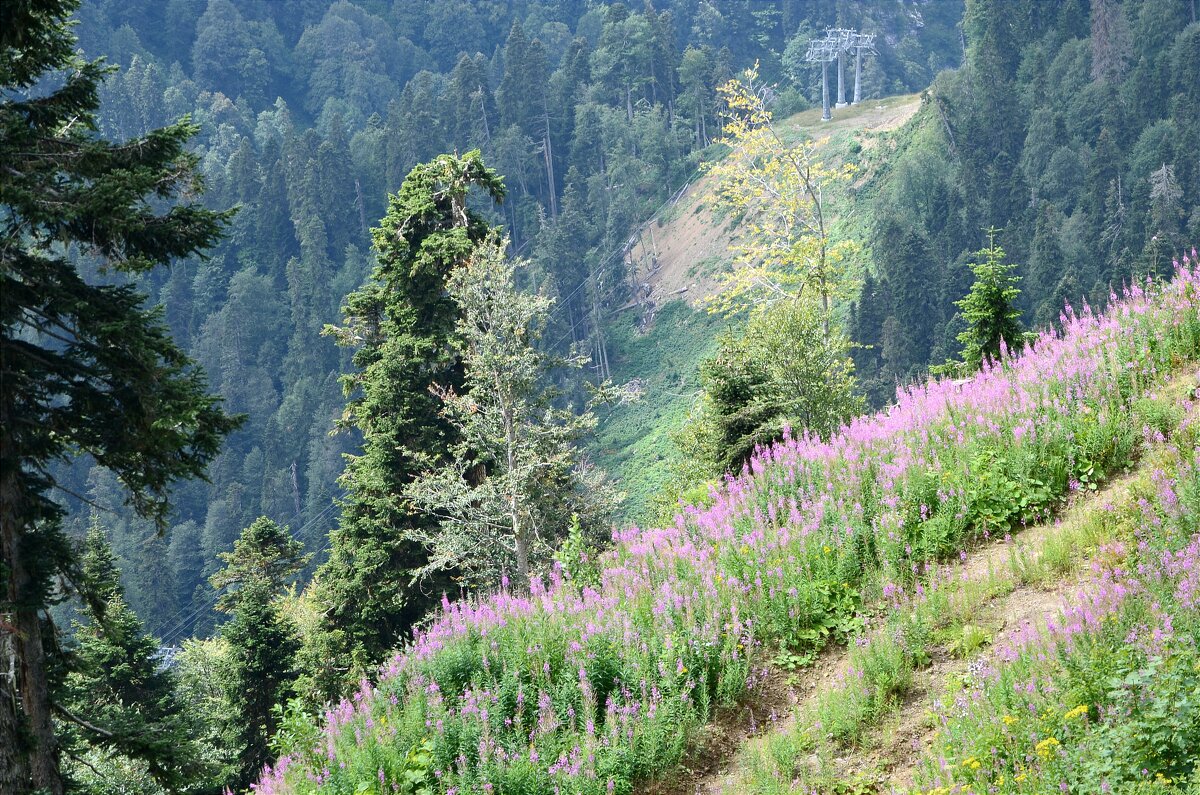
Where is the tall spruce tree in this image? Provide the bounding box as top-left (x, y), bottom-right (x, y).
top-left (305, 151), bottom-right (504, 698)
top-left (0, 2), bottom-right (238, 791)
top-left (211, 517), bottom-right (308, 790)
top-left (956, 229), bottom-right (1025, 371)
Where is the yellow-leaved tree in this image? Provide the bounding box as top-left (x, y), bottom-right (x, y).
top-left (657, 63), bottom-right (866, 500)
top-left (703, 63), bottom-right (859, 331)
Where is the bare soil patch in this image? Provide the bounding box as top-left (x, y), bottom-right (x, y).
top-left (623, 95), bottom-right (921, 322)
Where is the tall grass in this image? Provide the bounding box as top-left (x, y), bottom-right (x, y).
top-left (259, 254), bottom-right (1200, 795)
top-left (915, 427), bottom-right (1200, 794)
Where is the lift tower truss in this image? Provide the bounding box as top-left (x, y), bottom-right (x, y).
top-left (804, 28), bottom-right (876, 121)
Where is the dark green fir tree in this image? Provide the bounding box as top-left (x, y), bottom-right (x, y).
top-left (302, 151), bottom-right (505, 699)
top-left (0, 2), bottom-right (238, 791)
top-left (62, 518), bottom-right (212, 792)
top-left (211, 517), bottom-right (308, 790)
top-left (956, 229), bottom-right (1025, 371)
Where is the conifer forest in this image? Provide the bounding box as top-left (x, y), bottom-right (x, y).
top-left (3, 0), bottom-right (1200, 793)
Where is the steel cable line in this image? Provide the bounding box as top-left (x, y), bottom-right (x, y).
top-left (156, 494), bottom-right (342, 647)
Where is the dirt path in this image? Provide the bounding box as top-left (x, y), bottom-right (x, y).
top-left (638, 644), bottom-right (848, 795)
top-left (654, 469), bottom-right (1143, 795)
top-left (879, 582), bottom-right (1073, 791)
top-left (637, 548), bottom-right (1056, 795)
top-left (879, 475), bottom-right (1138, 791)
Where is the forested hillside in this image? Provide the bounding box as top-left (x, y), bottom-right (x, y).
top-left (55, 0), bottom-right (963, 639)
top-left (8, 1), bottom-right (1200, 794)
top-left (849, 0), bottom-right (1200, 403)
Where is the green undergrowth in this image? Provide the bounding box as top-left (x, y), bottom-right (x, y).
top-left (784, 93), bottom-right (926, 291)
top-left (590, 299), bottom-right (724, 521)
top-left (726, 380), bottom-right (1200, 795)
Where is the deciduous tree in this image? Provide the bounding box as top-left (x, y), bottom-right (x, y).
top-left (405, 236), bottom-right (618, 588)
top-left (704, 63), bottom-right (857, 327)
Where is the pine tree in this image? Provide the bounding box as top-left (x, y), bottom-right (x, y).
top-left (1148, 163), bottom-right (1184, 255)
top-left (211, 517), bottom-right (308, 790)
top-left (678, 45), bottom-right (714, 146)
top-left (1028, 202), bottom-right (1066, 325)
top-left (405, 236), bottom-right (617, 588)
top-left (885, 227), bottom-right (938, 375)
top-left (0, 3), bottom-right (238, 791)
top-left (305, 151), bottom-right (505, 698)
top-left (1090, 0), bottom-right (1132, 84)
top-left (62, 519), bottom-right (211, 792)
top-left (956, 229), bottom-right (1025, 372)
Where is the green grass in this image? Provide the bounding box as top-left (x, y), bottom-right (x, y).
top-left (589, 300), bottom-right (726, 522)
top-left (591, 98), bottom-right (929, 523)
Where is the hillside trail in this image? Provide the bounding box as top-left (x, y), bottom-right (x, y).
top-left (638, 442), bottom-right (1155, 795)
top-left (631, 94), bottom-right (921, 314)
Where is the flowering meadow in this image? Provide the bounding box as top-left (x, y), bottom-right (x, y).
top-left (724, 374), bottom-right (1200, 795)
top-left (914, 416), bottom-right (1200, 795)
top-left (258, 254), bottom-right (1200, 795)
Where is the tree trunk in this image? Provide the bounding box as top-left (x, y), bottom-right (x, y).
top-left (354, 179), bottom-right (369, 238)
top-left (819, 246), bottom-right (832, 339)
top-left (0, 668), bottom-right (26, 794)
top-left (1, 467), bottom-right (62, 795)
top-left (478, 85), bottom-right (492, 148)
top-left (542, 114), bottom-right (557, 219)
top-left (504, 409), bottom-right (529, 587)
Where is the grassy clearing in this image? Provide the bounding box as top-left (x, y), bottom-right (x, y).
top-left (590, 300), bottom-right (725, 522)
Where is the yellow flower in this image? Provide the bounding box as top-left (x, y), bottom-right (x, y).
top-left (1002, 715), bottom-right (1018, 726)
top-left (1015, 773), bottom-right (1027, 783)
top-left (1063, 704), bottom-right (1089, 721)
top-left (823, 545), bottom-right (832, 554)
top-left (1035, 736), bottom-right (1061, 758)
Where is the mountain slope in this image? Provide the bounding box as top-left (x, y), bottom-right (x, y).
top-left (699, 376), bottom-right (1196, 793)
top-left (625, 94), bottom-right (922, 313)
top-left (256, 254), bottom-right (1200, 795)
top-left (596, 94), bottom-right (922, 521)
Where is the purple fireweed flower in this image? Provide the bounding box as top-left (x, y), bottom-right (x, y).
top-left (259, 262), bottom-right (1200, 795)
